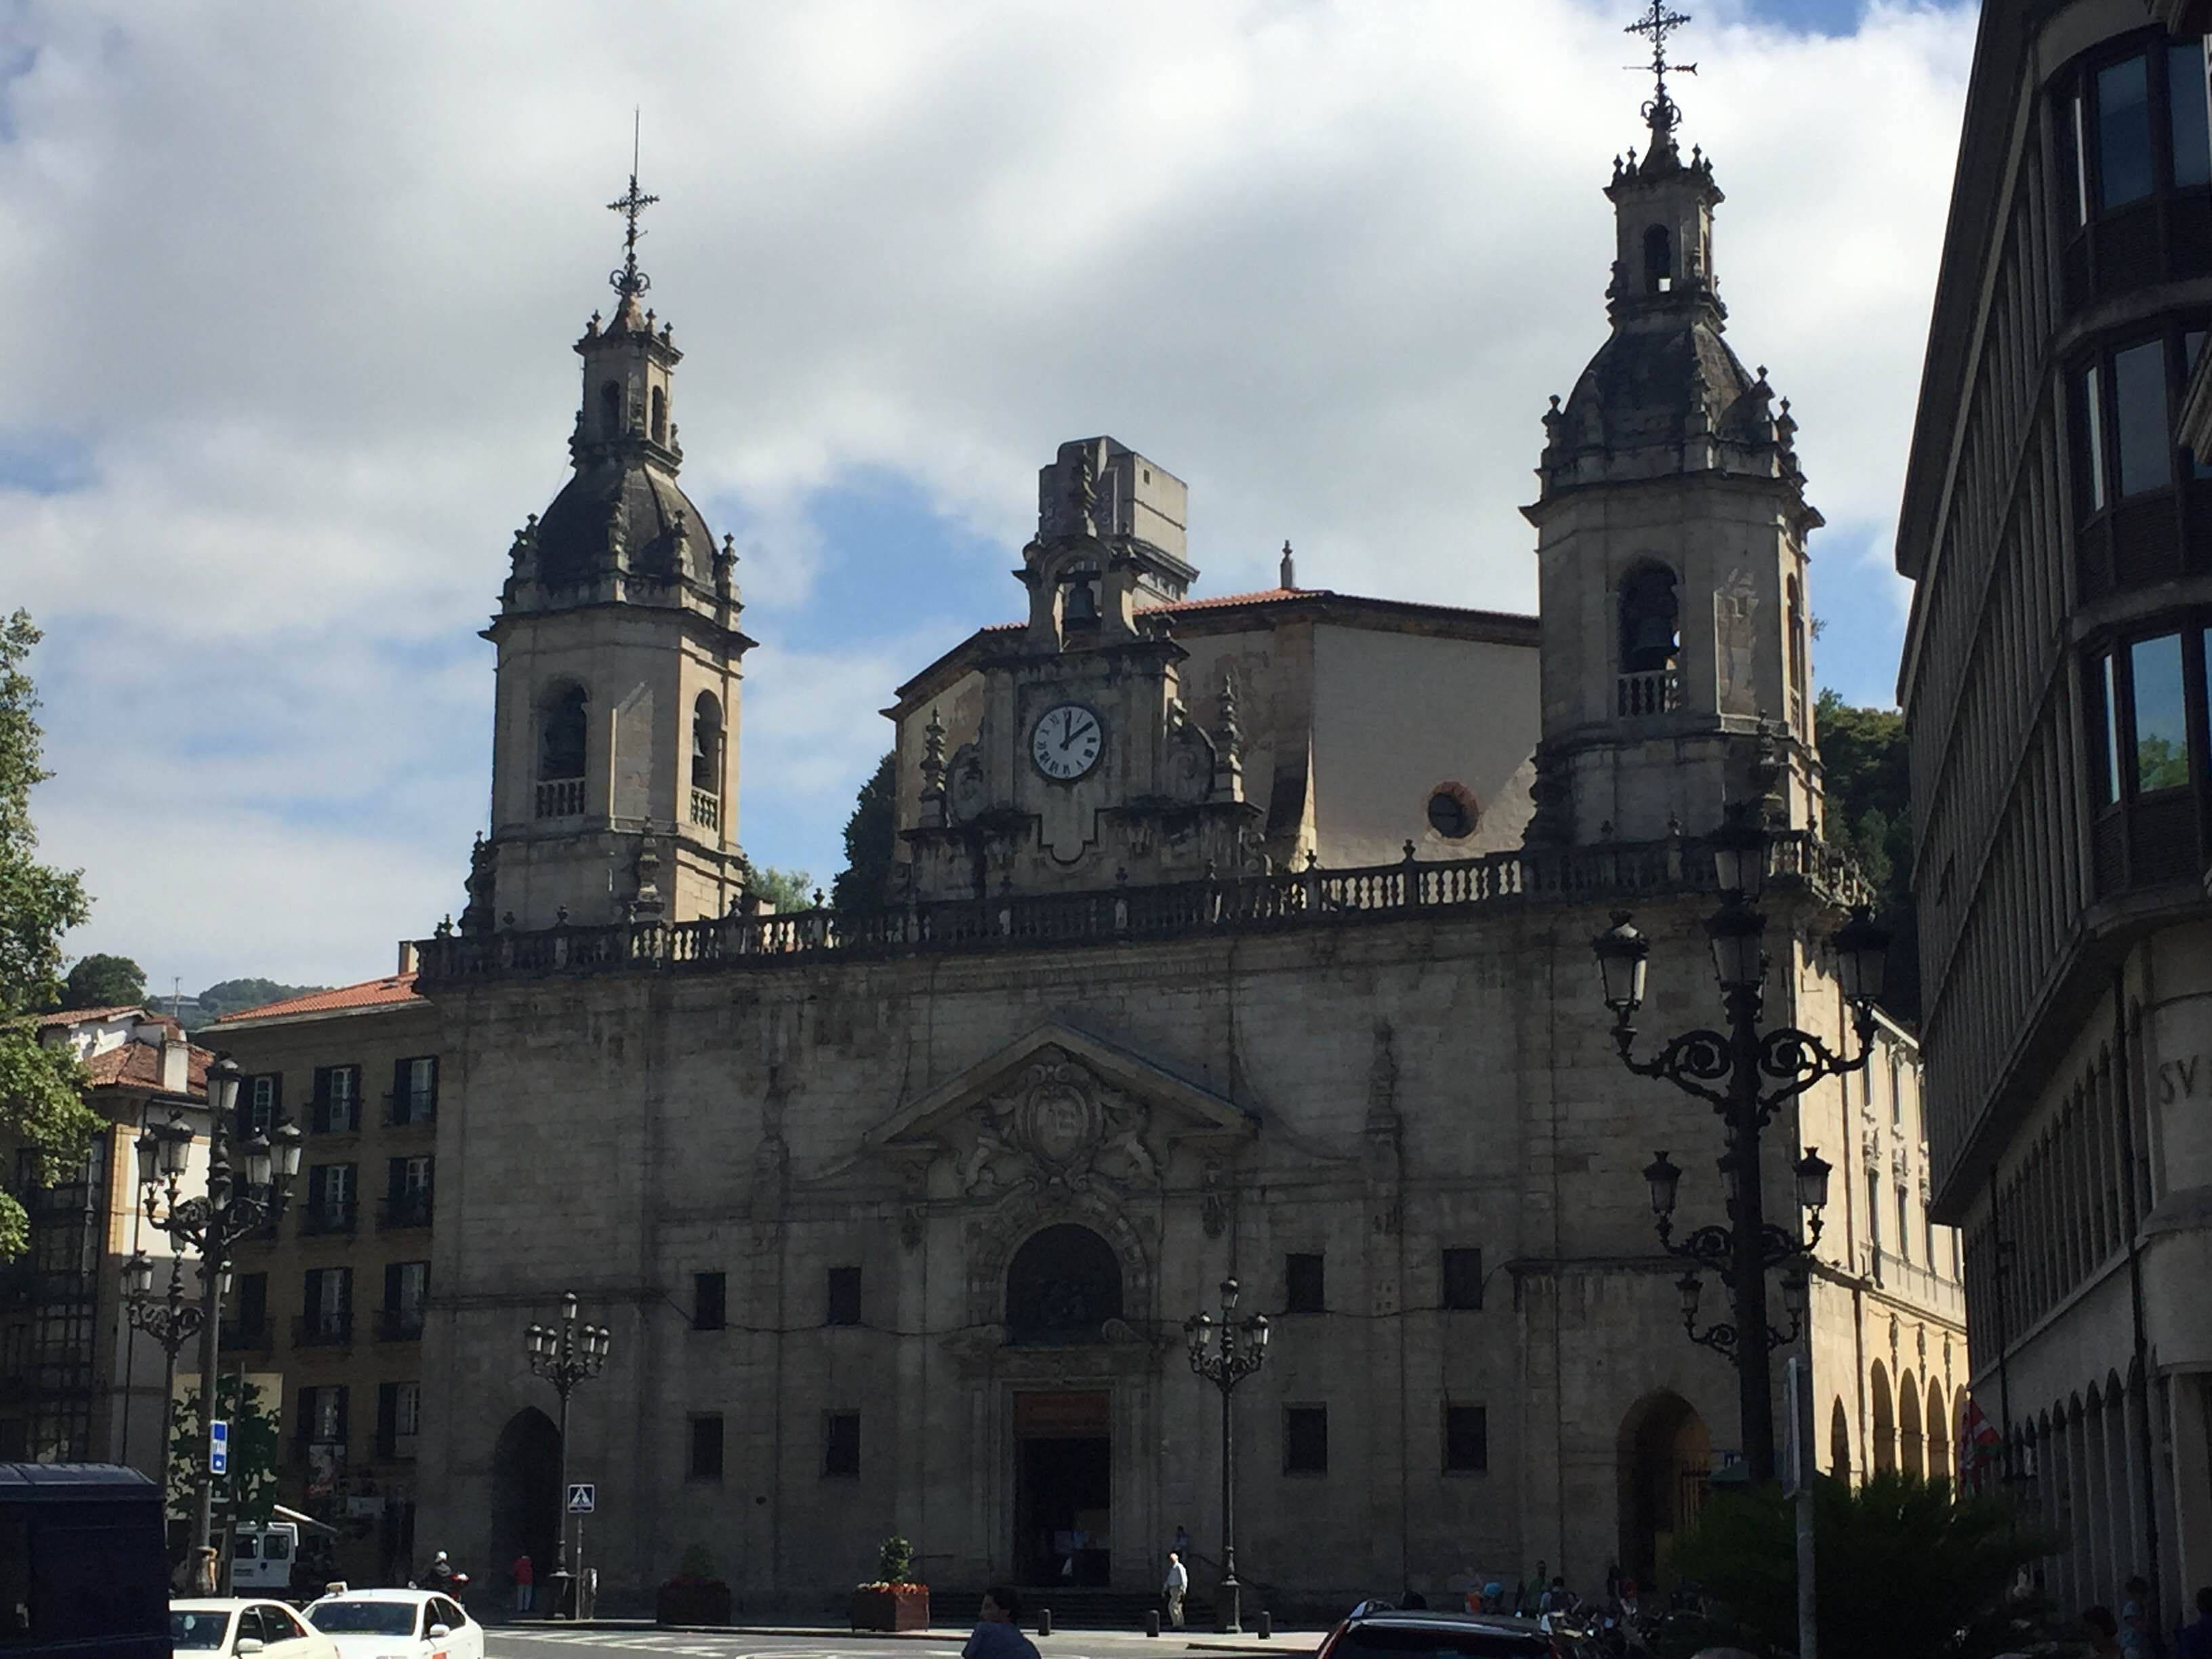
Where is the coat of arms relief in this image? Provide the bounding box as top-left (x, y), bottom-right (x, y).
top-left (956, 1048), bottom-right (1163, 1200)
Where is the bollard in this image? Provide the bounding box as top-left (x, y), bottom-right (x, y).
top-left (1145, 1610), bottom-right (1162, 1639)
top-left (1257, 1611), bottom-right (1273, 1640)
top-left (1037, 1608), bottom-right (1052, 1638)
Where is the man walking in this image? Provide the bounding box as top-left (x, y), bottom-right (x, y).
top-left (964, 1586), bottom-right (1040, 1659)
top-left (1163, 1552), bottom-right (1189, 1630)
top-left (513, 1552), bottom-right (535, 1615)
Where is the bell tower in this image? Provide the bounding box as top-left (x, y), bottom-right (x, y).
top-left (464, 164), bottom-right (755, 933)
top-left (1523, 21), bottom-right (1822, 848)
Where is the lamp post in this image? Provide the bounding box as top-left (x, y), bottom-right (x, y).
top-left (136, 1056), bottom-right (304, 1577)
top-left (1593, 804), bottom-right (1889, 1484)
top-left (1183, 1276), bottom-right (1271, 1634)
top-left (527, 1291), bottom-right (609, 1618)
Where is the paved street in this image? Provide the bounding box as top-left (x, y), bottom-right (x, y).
top-left (485, 1629), bottom-right (1320, 1659)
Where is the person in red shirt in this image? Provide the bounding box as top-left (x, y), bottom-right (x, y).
top-left (513, 1553), bottom-right (535, 1614)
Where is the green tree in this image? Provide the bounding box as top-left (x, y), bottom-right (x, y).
top-left (1668, 1471), bottom-right (2049, 1659)
top-left (831, 752), bottom-right (898, 912)
top-left (194, 978), bottom-right (325, 1024)
top-left (750, 866), bottom-right (816, 912)
top-left (61, 951), bottom-right (145, 1009)
top-left (167, 1371), bottom-right (281, 1525)
top-left (0, 611), bottom-right (102, 1259)
top-left (1816, 689), bottom-right (1919, 1023)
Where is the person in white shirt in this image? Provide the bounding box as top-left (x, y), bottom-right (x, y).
top-left (1163, 1553), bottom-right (1189, 1630)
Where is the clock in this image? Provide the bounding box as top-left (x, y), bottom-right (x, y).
top-left (1031, 703), bottom-right (1104, 781)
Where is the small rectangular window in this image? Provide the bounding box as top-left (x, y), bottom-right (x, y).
top-left (1284, 1253), bottom-right (1324, 1315)
top-left (689, 1414), bottom-right (724, 1481)
top-left (1443, 1405), bottom-right (1488, 1473)
top-left (826, 1266), bottom-right (862, 1327)
top-left (823, 1411), bottom-right (861, 1477)
top-left (693, 1272), bottom-right (726, 1332)
top-left (1441, 1248), bottom-right (1485, 1311)
top-left (1284, 1405), bottom-right (1329, 1475)
top-left (244, 1076), bottom-right (280, 1136)
top-left (2131, 632), bottom-right (2188, 792)
top-left (2099, 54), bottom-right (2154, 209)
top-left (2080, 363), bottom-right (2108, 513)
top-left (2171, 42), bottom-right (2211, 189)
top-left (2114, 340), bottom-right (2173, 498)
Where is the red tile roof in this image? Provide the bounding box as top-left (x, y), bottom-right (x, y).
top-left (35, 1004), bottom-right (146, 1030)
top-left (79, 1039), bottom-right (214, 1097)
top-left (208, 975), bottom-right (423, 1025)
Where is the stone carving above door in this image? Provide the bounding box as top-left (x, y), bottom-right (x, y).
top-left (959, 1050), bottom-right (1161, 1199)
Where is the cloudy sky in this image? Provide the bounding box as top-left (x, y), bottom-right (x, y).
top-left (2, 0), bottom-right (1976, 996)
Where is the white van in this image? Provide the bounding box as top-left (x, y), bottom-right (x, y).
top-left (230, 1521), bottom-right (300, 1591)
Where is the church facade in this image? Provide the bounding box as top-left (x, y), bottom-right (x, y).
top-left (382, 88), bottom-right (1967, 1614)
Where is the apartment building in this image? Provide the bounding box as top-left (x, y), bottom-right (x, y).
top-left (209, 957), bottom-right (436, 1586)
top-left (1895, 0), bottom-right (2212, 1610)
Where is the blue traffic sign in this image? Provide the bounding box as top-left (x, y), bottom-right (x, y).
top-left (209, 1420), bottom-right (229, 1477)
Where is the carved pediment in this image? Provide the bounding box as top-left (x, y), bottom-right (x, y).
top-left (867, 1022), bottom-right (1254, 1201)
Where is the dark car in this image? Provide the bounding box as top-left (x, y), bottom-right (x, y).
top-left (1316, 1604), bottom-right (1607, 1659)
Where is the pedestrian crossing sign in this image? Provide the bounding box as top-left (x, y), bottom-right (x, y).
top-left (567, 1482), bottom-right (595, 1513)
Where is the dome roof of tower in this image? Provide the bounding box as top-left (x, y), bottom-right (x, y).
top-left (1555, 310), bottom-right (1773, 465)
top-left (532, 454), bottom-right (718, 591)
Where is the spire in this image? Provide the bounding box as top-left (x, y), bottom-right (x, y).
top-left (1279, 539), bottom-right (1297, 590)
top-left (608, 111), bottom-right (659, 305)
top-left (1624, 2), bottom-right (1696, 169)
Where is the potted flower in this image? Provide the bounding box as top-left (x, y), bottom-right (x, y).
top-left (657, 1543), bottom-right (733, 1626)
top-left (851, 1534), bottom-right (928, 1631)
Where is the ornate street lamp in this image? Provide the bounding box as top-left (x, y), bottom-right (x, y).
top-left (1592, 806), bottom-right (1888, 1484)
top-left (527, 1291), bottom-right (610, 1617)
top-left (136, 1058), bottom-right (304, 1578)
top-left (1184, 1277), bottom-right (1271, 1634)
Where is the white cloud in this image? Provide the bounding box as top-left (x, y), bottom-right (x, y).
top-left (0, 0), bottom-right (1974, 989)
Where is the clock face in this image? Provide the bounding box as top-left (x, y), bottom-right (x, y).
top-left (1031, 703), bottom-right (1104, 781)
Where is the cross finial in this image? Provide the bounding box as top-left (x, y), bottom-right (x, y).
top-left (1624, 2), bottom-right (1695, 146)
top-left (608, 110), bottom-right (660, 298)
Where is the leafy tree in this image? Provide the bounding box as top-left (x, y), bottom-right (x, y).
top-left (0, 611), bottom-right (102, 1259)
top-left (831, 752), bottom-right (898, 912)
top-left (167, 1371), bottom-right (281, 1525)
top-left (1816, 689), bottom-right (1919, 1023)
top-left (61, 951), bottom-right (145, 1009)
top-left (194, 978), bottom-right (325, 1024)
top-left (750, 866), bottom-right (816, 912)
top-left (1668, 1471), bottom-right (2049, 1659)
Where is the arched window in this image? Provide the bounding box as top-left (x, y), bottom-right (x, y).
top-left (1643, 224), bottom-right (1673, 293)
top-left (651, 386), bottom-right (667, 444)
top-left (535, 683), bottom-right (588, 819)
top-left (1618, 563), bottom-right (1682, 717)
top-left (1004, 1225), bottom-right (1123, 1345)
top-left (599, 380), bottom-right (622, 440)
top-left (1830, 1397), bottom-right (1852, 1481)
top-left (689, 693), bottom-right (723, 831)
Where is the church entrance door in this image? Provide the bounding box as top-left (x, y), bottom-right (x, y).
top-left (1013, 1390), bottom-right (1111, 1587)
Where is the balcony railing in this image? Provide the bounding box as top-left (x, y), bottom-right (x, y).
top-left (376, 1308), bottom-right (426, 1343)
top-left (298, 1204), bottom-right (356, 1237)
top-left (1616, 668), bottom-right (1681, 718)
top-left (377, 1192), bottom-right (434, 1230)
top-left (293, 1312), bottom-right (353, 1349)
top-left (535, 777), bottom-right (586, 819)
top-left (689, 787), bottom-right (721, 831)
top-left (417, 830), bottom-right (1870, 989)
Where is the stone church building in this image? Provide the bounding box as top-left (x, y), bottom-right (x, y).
top-left (382, 88), bottom-right (1967, 1614)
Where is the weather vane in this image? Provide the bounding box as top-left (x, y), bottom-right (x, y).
top-left (1624, 1), bottom-right (1697, 136)
top-left (609, 109), bottom-right (659, 298)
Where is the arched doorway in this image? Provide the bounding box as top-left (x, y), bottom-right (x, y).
top-left (491, 1406), bottom-right (560, 1584)
top-left (1617, 1391), bottom-right (1711, 1593)
top-left (1901, 1370), bottom-right (1924, 1479)
top-left (1004, 1225), bottom-right (1124, 1586)
top-left (1829, 1397), bottom-right (1852, 1481)
top-left (1871, 1361), bottom-right (1896, 1473)
top-left (1927, 1380), bottom-right (1950, 1484)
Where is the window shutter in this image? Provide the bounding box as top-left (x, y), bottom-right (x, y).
top-left (334, 1385), bottom-right (349, 1446)
top-left (310, 1069), bottom-right (331, 1135)
top-left (377, 1382), bottom-right (398, 1459)
top-left (295, 1387), bottom-right (313, 1455)
top-left (424, 1057), bottom-right (439, 1117)
top-left (391, 1059), bottom-right (409, 1124)
top-left (388, 1158), bottom-right (405, 1203)
top-left (337, 1267), bottom-right (354, 1317)
top-left (384, 1262), bottom-right (401, 1313)
top-left (303, 1268), bottom-right (320, 1316)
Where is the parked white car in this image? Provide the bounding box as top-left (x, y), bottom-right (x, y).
top-left (171, 1599), bottom-right (342, 1659)
top-left (305, 1589), bottom-right (484, 1659)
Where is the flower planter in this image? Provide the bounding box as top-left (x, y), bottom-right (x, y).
top-left (851, 1585), bottom-right (930, 1632)
top-left (656, 1577), bottom-right (733, 1626)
